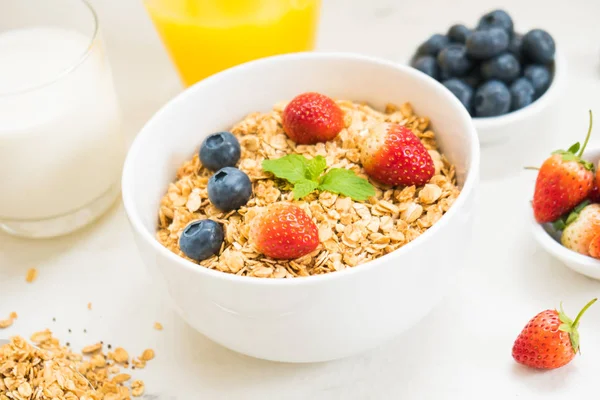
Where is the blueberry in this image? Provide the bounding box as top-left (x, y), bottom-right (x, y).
top-left (439, 68), bottom-right (452, 81)
top-left (507, 33), bottom-right (523, 60)
top-left (524, 64), bottom-right (552, 98)
top-left (410, 55), bottom-right (439, 80)
top-left (466, 28), bottom-right (509, 59)
top-left (443, 79), bottom-right (474, 114)
top-left (417, 34), bottom-right (450, 57)
top-left (481, 53), bottom-right (521, 83)
top-left (461, 66), bottom-right (483, 89)
top-left (179, 219), bottom-right (224, 262)
top-left (207, 167), bottom-right (252, 211)
top-left (437, 44), bottom-right (473, 77)
top-left (509, 78), bottom-right (535, 111)
top-left (447, 24), bottom-right (471, 44)
top-left (473, 80), bottom-right (511, 117)
top-left (477, 10), bottom-right (514, 36)
top-left (462, 75), bottom-right (481, 90)
top-left (199, 131), bottom-right (241, 171)
top-left (522, 29), bottom-right (555, 64)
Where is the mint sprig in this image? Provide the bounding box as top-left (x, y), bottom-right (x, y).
top-left (262, 154), bottom-right (375, 201)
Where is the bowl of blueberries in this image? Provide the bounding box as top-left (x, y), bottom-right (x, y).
top-left (409, 9), bottom-right (565, 149)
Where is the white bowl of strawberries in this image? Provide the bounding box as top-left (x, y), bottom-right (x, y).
top-left (531, 111), bottom-right (600, 280)
top-left (122, 52), bottom-right (479, 362)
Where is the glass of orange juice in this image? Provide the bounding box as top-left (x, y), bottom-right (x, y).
top-left (145, 0), bottom-right (321, 87)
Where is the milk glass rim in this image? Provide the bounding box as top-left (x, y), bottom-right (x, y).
top-left (0, 0), bottom-right (99, 97)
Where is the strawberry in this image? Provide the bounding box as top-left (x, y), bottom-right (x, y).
top-left (588, 232), bottom-right (600, 258)
top-left (512, 298), bottom-right (597, 370)
top-left (281, 92), bottom-right (345, 144)
top-left (588, 161), bottom-right (600, 202)
top-left (560, 202), bottom-right (600, 256)
top-left (359, 122), bottom-right (434, 186)
top-left (250, 202), bottom-right (319, 260)
top-left (532, 111), bottom-right (594, 223)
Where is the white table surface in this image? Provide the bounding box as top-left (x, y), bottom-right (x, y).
top-left (2, 0), bottom-right (600, 398)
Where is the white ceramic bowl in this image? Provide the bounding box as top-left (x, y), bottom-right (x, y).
top-left (474, 52), bottom-right (567, 180)
top-left (531, 146), bottom-right (600, 281)
top-left (122, 52), bottom-right (480, 363)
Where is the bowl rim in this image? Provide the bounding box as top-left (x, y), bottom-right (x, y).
top-left (472, 50), bottom-right (566, 127)
top-left (122, 51), bottom-right (480, 286)
top-left (531, 213), bottom-right (600, 269)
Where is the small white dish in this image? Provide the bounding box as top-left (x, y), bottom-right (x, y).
top-left (531, 145), bottom-right (600, 281)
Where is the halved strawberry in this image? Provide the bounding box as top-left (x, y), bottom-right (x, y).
top-left (250, 202), bottom-right (319, 260)
top-left (359, 122), bottom-right (434, 186)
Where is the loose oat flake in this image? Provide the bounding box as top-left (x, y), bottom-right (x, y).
top-left (0, 319), bottom-right (13, 329)
top-left (0, 312), bottom-right (18, 329)
top-left (140, 349), bottom-right (155, 361)
top-left (25, 268), bottom-right (38, 283)
top-left (0, 332), bottom-right (153, 399)
top-left (157, 100), bottom-right (460, 278)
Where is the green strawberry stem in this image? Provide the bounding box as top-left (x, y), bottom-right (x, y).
top-left (524, 166), bottom-right (540, 171)
top-left (577, 110), bottom-right (593, 158)
top-left (559, 298), bottom-right (597, 353)
top-left (572, 297), bottom-right (597, 328)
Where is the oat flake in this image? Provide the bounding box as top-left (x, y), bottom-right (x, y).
top-left (25, 268), bottom-right (38, 283)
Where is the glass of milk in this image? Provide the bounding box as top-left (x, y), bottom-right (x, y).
top-left (0, 0), bottom-right (124, 238)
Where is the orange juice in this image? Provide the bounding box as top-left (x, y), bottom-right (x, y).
top-left (145, 0), bottom-right (321, 87)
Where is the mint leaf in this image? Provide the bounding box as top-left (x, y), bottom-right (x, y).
top-left (293, 179), bottom-right (319, 200)
top-left (306, 156), bottom-right (327, 181)
top-left (262, 154), bottom-right (308, 184)
top-left (319, 168), bottom-right (375, 201)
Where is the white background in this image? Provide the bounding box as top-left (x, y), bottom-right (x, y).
top-left (2, 0), bottom-right (600, 398)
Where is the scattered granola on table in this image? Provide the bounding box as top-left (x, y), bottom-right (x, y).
top-left (0, 330), bottom-right (154, 399)
top-left (157, 98), bottom-right (461, 278)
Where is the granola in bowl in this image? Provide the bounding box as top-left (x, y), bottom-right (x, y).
top-left (156, 93), bottom-right (460, 278)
